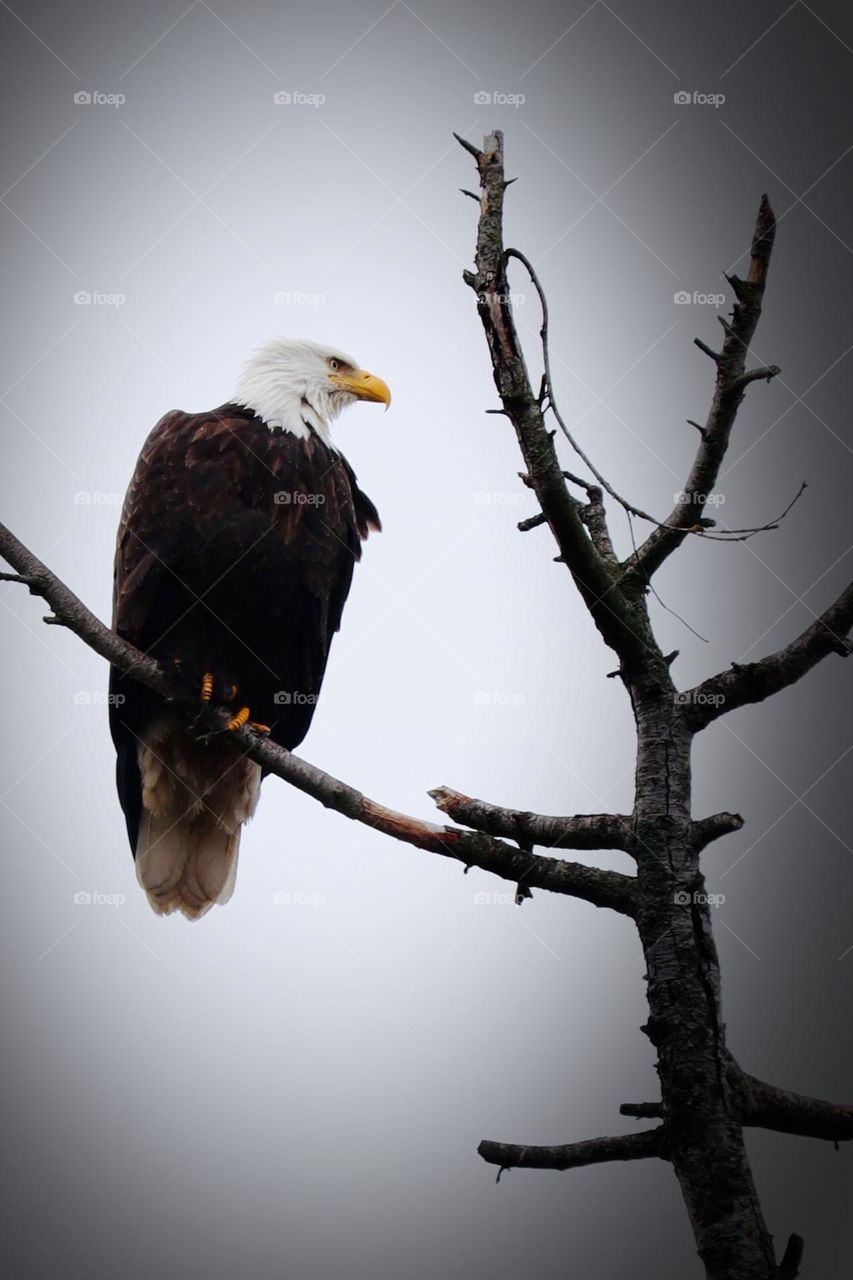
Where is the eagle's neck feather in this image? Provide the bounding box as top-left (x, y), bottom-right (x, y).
top-left (232, 367), bottom-right (336, 448)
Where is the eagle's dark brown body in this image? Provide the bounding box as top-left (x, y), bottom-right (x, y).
top-left (109, 404), bottom-right (379, 912)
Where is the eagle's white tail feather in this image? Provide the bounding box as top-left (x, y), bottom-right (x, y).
top-left (135, 714), bottom-right (261, 920)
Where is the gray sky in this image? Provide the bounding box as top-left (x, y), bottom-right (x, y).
top-left (1, 1), bottom-right (851, 1276)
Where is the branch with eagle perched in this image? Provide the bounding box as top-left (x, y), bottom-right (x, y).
top-left (0, 519), bottom-right (636, 917)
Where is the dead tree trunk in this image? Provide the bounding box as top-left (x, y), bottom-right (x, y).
top-left (456, 129), bottom-right (853, 1278)
top-left (633, 687), bottom-right (776, 1276)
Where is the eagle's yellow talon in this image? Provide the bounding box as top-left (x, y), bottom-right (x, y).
top-left (248, 721), bottom-right (271, 735)
top-left (226, 706), bottom-right (250, 731)
top-left (200, 671), bottom-right (214, 703)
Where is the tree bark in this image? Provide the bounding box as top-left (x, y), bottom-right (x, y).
top-left (632, 682), bottom-right (777, 1276)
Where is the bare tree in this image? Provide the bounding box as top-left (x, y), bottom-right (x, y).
top-left (1, 129), bottom-right (851, 1279)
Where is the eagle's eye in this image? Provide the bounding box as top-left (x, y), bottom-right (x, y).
top-left (328, 358), bottom-right (340, 372)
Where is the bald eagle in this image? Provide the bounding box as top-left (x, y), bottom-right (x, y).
top-left (109, 339), bottom-right (390, 920)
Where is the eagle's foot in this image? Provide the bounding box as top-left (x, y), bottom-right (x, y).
top-left (225, 707), bottom-right (271, 735)
top-left (187, 679), bottom-right (269, 740)
top-left (187, 670), bottom-right (225, 735)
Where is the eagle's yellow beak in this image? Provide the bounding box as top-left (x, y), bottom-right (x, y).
top-left (331, 368), bottom-right (392, 409)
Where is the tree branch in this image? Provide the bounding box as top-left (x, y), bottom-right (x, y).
top-left (680, 581), bottom-right (853, 730)
top-left (779, 1234), bottom-right (805, 1279)
top-left (0, 520), bottom-right (637, 915)
top-left (456, 130), bottom-right (659, 678)
top-left (509, 249), bottom-right (792, 551)
top-left (577, 484), bottom-right (618, 562)
top-left (743, 1074), bottom-right (853, 1144)
top-left (429, 785), bottom-right (635, 853)
top-left (621, 1074), bottom-right (853, 1145)
top-left (688, 812), bottom-right (745, 852)
top-left (620, 1102), bottom-right (664, 1120)
top-left (478, 1128), bottom-right (668, 1175)
top-left (626, 195), bottom-right (779, 585)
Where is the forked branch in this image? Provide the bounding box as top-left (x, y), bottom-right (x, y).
top-left (626, 195), bottom-right (781, 585)
top-left (455, 130), bottom-right (656, 677)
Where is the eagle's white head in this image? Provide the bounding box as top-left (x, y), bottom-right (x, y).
top-left (233, 338), bottom-right (391, 447)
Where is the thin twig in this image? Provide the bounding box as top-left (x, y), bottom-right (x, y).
top-left (505, 247), bottom-right (799, 548)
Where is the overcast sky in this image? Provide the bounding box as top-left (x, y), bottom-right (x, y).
top-left (1, 1), bottom-right (852, 1277)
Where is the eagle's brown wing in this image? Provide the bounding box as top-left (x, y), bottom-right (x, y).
top-left (109, 405), bottom-right (379, 858)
